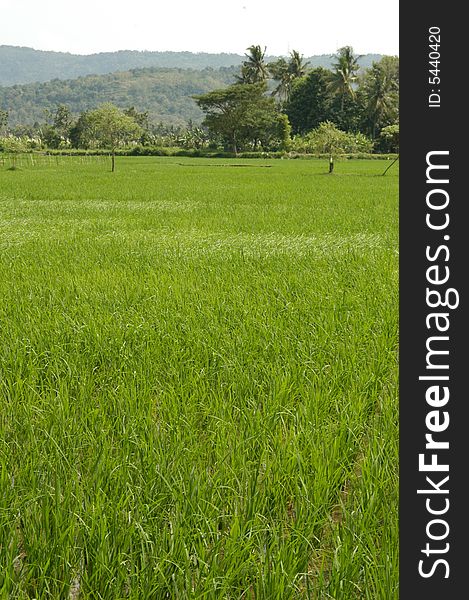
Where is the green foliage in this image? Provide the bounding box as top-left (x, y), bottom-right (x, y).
top-left (288, 50), bottom-right (310, 79)
top-left (39, 106), bottom-right (74, 149)
top-left (0, 110), bottom-right (8, 135)
top-left (327, 92), bottom-right (366, 133)
top-left (68, 104), bottom-right (142, 171)
top-left (267, 57), bottom-right (291, 100)
top-left (237, 45), bottom-right (269, 84)
top-left (0, 47), bottom-right (398, 155)
top-left (284, 55), bottom-right (399, 139)
top-left (123, 106), bottom-right (150, 132)
top-left (284, 68), bottom-right (331, 134)
top-left (177, 125), bottom-right (211, 150)
top-left (268, 50), bottom-right (310, 104)
top-left (291, 121), bottom-right (373, 155)
top-left (378, 123), bottom-right (399, 153)
top-left (0, 136), bottom-right (28, 154)
top-left (194, 83), bottom-right (290, 153)
top-left (285, 68), bottom-right (366, 135)
top-left (327, 46), bottom-right (362, 105)
top-left (275, 113), bottom-right (292, 150)
top-left (0, 67), bottom-right (238, 128)
top-left (0, 135), bottom-right (29, 169)
top-left (360, 56), bottom-right (399, 138)
top-left (71, 104), bottom-right (142, 150)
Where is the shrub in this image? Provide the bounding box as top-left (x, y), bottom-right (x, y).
top-left (378, 124), bottom-right (399, 153)
top-left (290, 121), bottom-right (374, 155)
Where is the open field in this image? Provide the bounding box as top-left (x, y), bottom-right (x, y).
top-left (0, 157), bottom-right (398, 598)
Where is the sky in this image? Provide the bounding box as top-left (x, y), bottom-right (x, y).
top-left (0, 0), bottom-right (399, 57)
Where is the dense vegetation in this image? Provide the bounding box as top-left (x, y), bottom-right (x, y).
top-left (0, 45), bottom-right (382, 86)
top-left (0, 46), bottom-right (398, 159)
top-left (0, 67), bottom-right (237, 127)
top-left (0, 156), bottom-right (398, 598)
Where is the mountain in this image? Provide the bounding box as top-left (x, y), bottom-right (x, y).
top-left (0, 47), bottom-right (387, 128)
top-left (0, 45), bottom-right (384, 87)
top-left (0, 46), bottom-right (246, 86)
top-left (0, 67), bottom-right (238, 127)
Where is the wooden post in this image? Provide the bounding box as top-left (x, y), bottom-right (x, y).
top-left (382, 154), bottom-right (399, 176)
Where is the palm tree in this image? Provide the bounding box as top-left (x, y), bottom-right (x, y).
top-left (237, 45), bottom-right (269, 84)
top-left (328, 46), bottom-right (362, 110)
top-left (288, 50), bottom-right (309, 79)
top-left (268, 57), bottom-right (291, 103)
top-left (269, 50), bottom-right (310, 104)
top-left (362, 57), bottom-right (399, 138)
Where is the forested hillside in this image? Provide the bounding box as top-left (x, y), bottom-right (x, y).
top-left (0, 67), bottom-right (238, 126)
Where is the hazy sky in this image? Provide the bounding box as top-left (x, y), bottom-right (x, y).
top-left (1, 0), bottom-right (399, 56)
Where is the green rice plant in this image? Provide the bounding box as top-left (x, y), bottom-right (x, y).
top-left (0, 156), bottom-right (398, 599)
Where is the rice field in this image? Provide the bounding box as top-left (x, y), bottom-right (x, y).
top-left (0, 156), bottom-right (399, 599)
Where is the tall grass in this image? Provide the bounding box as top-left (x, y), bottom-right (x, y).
top-left (0, 157), bottom-right (398, 598)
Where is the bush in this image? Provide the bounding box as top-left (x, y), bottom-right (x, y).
top-left (290, 121), bottom-right (374, 155)
top-left (378, 124), bottom-right (399, 153)
top-left (0, 136), bottom-right (28, 153)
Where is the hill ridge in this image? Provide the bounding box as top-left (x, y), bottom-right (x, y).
top-left (0, 45), bottom-right (383, 87)
top-left (0, 66), bottom-right (238, 127)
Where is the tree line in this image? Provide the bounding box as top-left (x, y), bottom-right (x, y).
top-left (193, 45), bottom-right (398, 153)
top-left (1, 45), bottom-right (399, 167)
